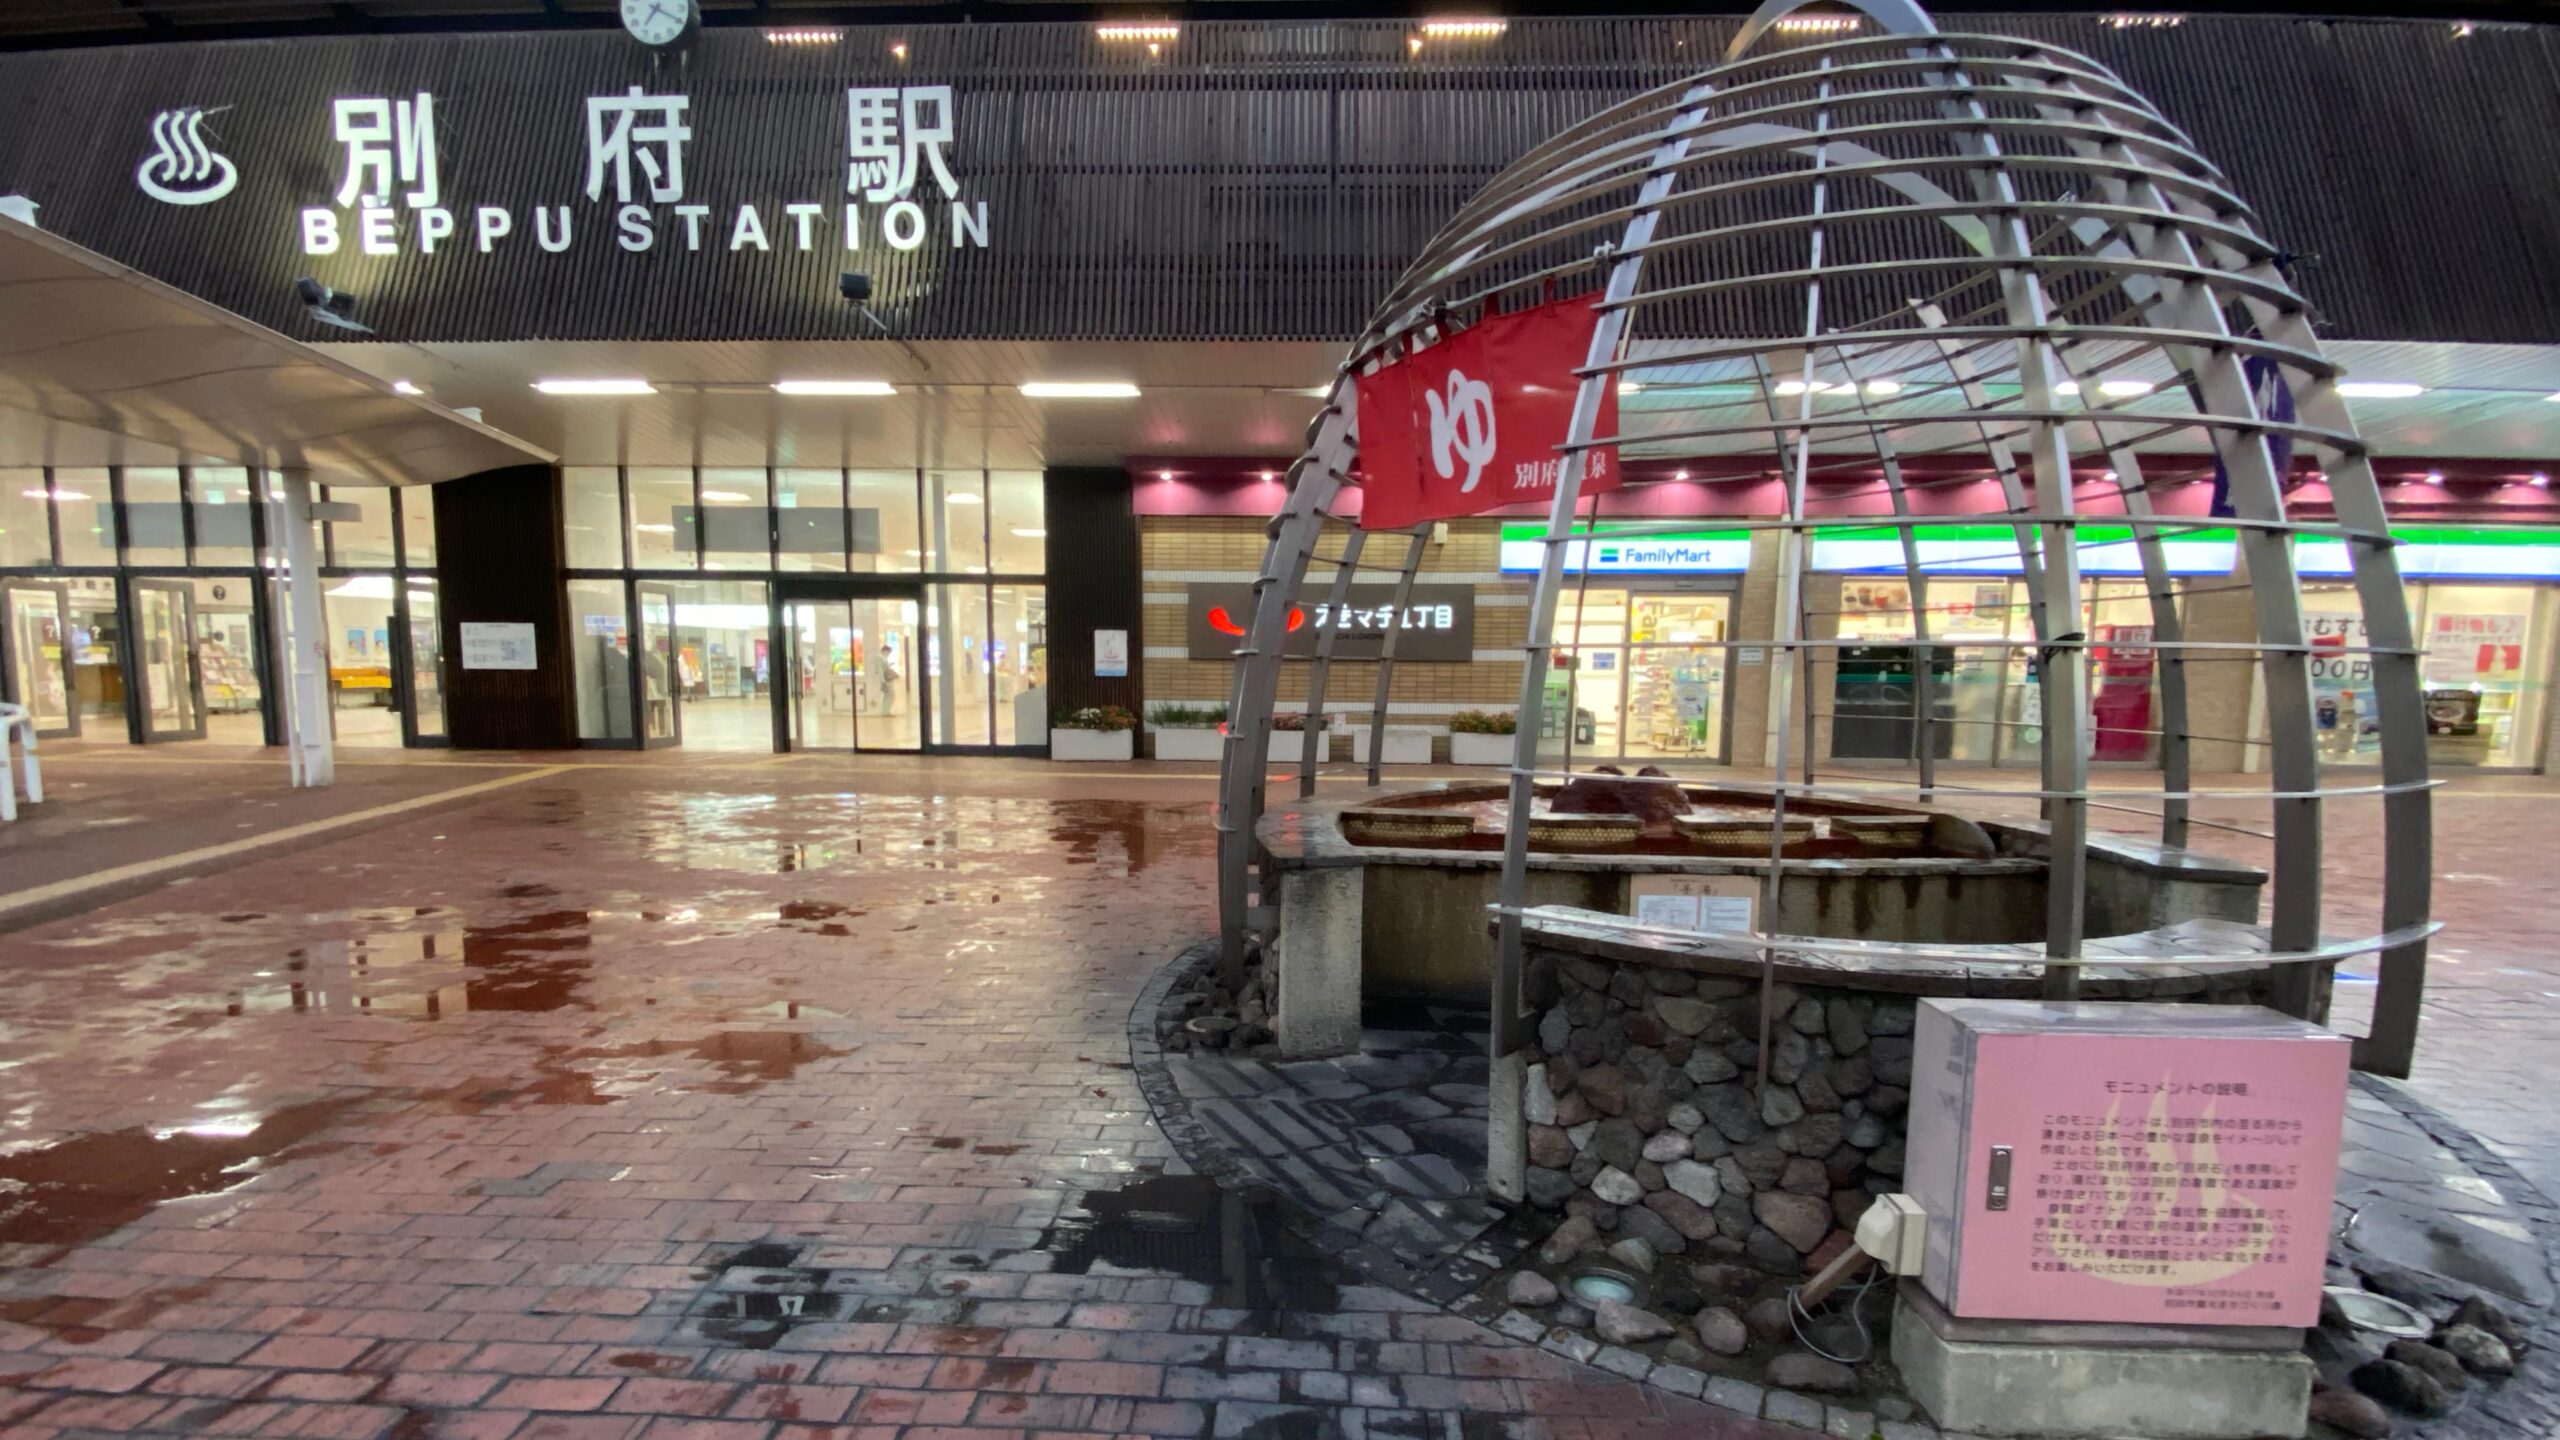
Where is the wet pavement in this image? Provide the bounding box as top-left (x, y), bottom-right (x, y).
top-left (0, 753), bottom-right (1789, 1440)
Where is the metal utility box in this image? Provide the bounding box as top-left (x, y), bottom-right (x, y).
top-left (1905, 999), bottom-right (2350, 1327)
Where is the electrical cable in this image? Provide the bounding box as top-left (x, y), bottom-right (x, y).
top-left (1786, 1259), bottom-right (1884, 1366)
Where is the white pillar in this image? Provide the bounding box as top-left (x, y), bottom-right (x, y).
top-left (273, 471), bottom-right (334, 787)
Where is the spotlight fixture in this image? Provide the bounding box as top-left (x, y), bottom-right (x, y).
top-left (2423, 471), bottom-right (2446, 486)
top-left (1773, 15), bottom-right (1861, 33)
top-left (2532, 473), bottom-right (2551, 489)
top-left (2336, 382), bottom-right (2426, 399)
top-left (1021, 381), bottom-right (1141, 399)
top-left (1258, 470), bottom-right (1277, 481)
top-left (533, 378), bottom-right (656, 396)
top-left (1673, 469), bottom-right (1691, 481)
top-left (1158, 470), bottom-right (1175, 481)
top-left (773, 380), bottom-right (897, 396)
top-left (764, 27), bottom-right (841, 45)
top-left (891, 41), bottom-right (909, 60)
top-left (293, 276), bottom-right (371, 334)
top-left (838, 272), bottom-right (873, 303)
top-left (1419, 19), bottom-right (1508, 39)
top-left (392, 380), bottom-right (423, 396)
top-left (1096, 23), bottom-right (1179, 42)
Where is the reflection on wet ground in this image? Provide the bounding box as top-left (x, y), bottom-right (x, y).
top-left (1037, 1174), bottom-right (1345, 1318)
top-left (0, 1095), bottom-right (364, 1253)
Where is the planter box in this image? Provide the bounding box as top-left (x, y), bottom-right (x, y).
top-left (1151, 727), bottom-right (1225, 762)
top-left (1051, 728), bottom-right (1134, 762)
top-left (1269, 728), bottom-right (1326, 764)
top-left (1448, 731), bottom-right (1516, 766)
top-left (1350, 727), bottom-right (1433, 766)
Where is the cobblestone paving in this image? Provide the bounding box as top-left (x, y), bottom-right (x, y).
top-left (0, 761), bottom-right (1799, 1440)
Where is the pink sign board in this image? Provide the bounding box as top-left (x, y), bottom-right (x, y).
top-left (1914, 1003), bottom-right (2350, 1327)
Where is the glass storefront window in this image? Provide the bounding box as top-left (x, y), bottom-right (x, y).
top-left (776, 469), bottom-right (847, 573)
top-left (407, 578), bottom-right (445, 739)
top-left (54, 470), bottom-right (115, 566)
top-left (1623, 593), bottom-right (1730, 760)
top-left (568, 579), bottom-right (633, 740)
top-left (183, 575), bottom-right (264, 744)
top-left (628, 467), bottom-right (697, 569)
top-left (928, 471), bottom-right (988, 574)
top-left (399, 486), bottom-right (437, 568)
top-left (698, 468), bottom-right (770, 571)
top-left (2417, 583), bottom-right (2552, 769)
top-left (850, 470), bottom-right (921, 573)
top-left (2087, 580), bottom-right (2163, 763)
top-left (323, 574), bottom-right (402, 746)
top-left (124, 468), bottom-right (186, 566)
top-left (991, 584), bottom-right (1047, 744)
top-left (2303, 583), bottom-right (2383, 763)
top-left (929, 583), bottom-right (994, 745)
top-left (988, 471), bottom-right (1044, 574)
top-left (0, 472), bottom-right (51, 566)
top-left (326, 487), bottom-right (398, 568)
top-left (190, 468), bottom-right (256, 567)
top-left (660, 579), bottom-right (772, 750)
top-left (564, 467), bottom-right (626, 569)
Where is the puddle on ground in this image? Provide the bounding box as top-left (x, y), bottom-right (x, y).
top-left (215, 909), bottom-right (596, 1019)
top-left (1036, 1174), bottom-right (1344, 1314)
top-left (571, 1031), bottom-right (850, 1095)
top-left (0, 1096), bottom-right (365, 1254)
top-left (1045, 800), bottom-right (1166, 877)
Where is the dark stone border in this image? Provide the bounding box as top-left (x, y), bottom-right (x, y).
top-left (2350, 1073), bottom-right (2560, 1440)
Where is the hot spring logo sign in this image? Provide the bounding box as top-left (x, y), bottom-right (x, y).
top-left (134, 85), bottom-right (992, 257)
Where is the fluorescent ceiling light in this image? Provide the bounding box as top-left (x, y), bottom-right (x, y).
top-left (1819, 382), bottom-right (1859, 396)
top-left (2336, 382), bottom-right (2425, 399)
top-left (1011, 528), bottom-right (1047, 538)
top-left (2054, 380), bottom-right (2082, 395)
top-left (1618, 382), bottom-right (1642, 395)
top-left (945, 492), bottom-right (982, 504)
top-left (1096, 23), bottom-right (1178, 41)
top-left (699, 490), bottom-right (754, 503)
top-left (1421, 19), bottom-right (1508, 39)
top-left (1773, 379), bottom-right (1810, 396)
top-left (327, 576), bottom-right (394, 599)
top-left (1020, 381), bottom-right (1141, 399)
top-left (1863, 379), bottom-right (1902, 396)
top-left (534, 378), bottom-right (655, 396)
top-left (634, 523), bottom-right (676, 533)
top-left (392, 379), bottom-right (423, 395)
top-left (2097, 379), bottom-right (2155, 398)
top-left (774, 379), bottom-right (896, 396)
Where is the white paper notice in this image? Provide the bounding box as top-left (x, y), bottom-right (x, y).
top-left (459, 621), bottom-right (537, 671)
top-left (1634, 893), bottom-right (1701, 929)
top-left (1696, 894), bottom-right (1756, 933)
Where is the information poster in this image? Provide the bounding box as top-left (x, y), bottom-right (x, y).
top-left (1094, 628), bottom-right (1129, 678)
top-left (459, 621), bottom-right (537, 671)
top-left (2307, 609), bottom-right (2381, 759)
top-left (1629, 874), bottom-right (1757, 935)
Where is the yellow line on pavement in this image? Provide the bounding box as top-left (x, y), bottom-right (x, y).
top-left (0, 763), bottom-right (576, 919)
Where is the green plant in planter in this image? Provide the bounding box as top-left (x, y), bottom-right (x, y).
top-left (1148, 702), bottom-right (1228, 729)
top-left (1054, 705), bottom-right (1137, 732)
top-left (1449, 709), bottom-right (1519, 734)
top-left (1271, 713), bottom-right (1324, 732)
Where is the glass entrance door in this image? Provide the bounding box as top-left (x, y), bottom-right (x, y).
top-left (776, 583), bottom-right (925, 753)
top-left (133, 578), bottom-right (206, 741)
top-left (637, 583), bottom-right (680, 748)
top-left (2, 582), bottom-right (76, 738)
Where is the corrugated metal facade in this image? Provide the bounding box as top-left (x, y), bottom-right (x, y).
top-left (0, 14), bottom-right (2552, 345)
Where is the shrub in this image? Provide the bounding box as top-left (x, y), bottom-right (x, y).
top-left (1054, 705), bottom-right (1137, 732)
top-left (1449, 709), bottom-right (1519, 735)
top-left (1271, 713), bottom-right (1325, 732)
top-left (1148, 702), bottom-right (1228, 728)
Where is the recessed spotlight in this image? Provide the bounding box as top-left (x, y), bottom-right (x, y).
top-left (773, 380), bottom-right (897, 396)
top-left (2097, 379), bottom-right (2155, 398)
top-left (891, 41), bottom-right (909, 60)
top-left (2423, 472), bottom-right (2446, 486)
top-left (1258, 470), bottom-right (1277, 482)
top-left (2532, 473), bottom-right (2551, 489)
top-left (635, 523), bottom-right (676, 534)
top-left (1096, 23), bottom-right (1178, 41)
top-left (2101, 469), bottom-right (2119, 481)
top-left (1158, 470), bottom-right (1175, 481)
top-left (1673, 469), bottom-right (1691, 481)
top-left (765, 27), bottom-right (841, 45)
top-left (392, 379), bottom-right (423, 395)
top-left (1020, 381), bottom-right (1140, 399)
top-left (2336, 382), bottom-right (2425, 399)
top-left (534, 378), bottom-right (655, 396)
top-left (1420, 19), bottom-right (1508, 39)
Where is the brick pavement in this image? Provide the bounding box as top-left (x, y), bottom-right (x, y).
top-left (0, 757), bottom-right (1803, 1440)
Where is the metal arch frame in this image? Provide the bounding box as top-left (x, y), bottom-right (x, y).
top-left (1215, 1), bottom-right (2434, 1089)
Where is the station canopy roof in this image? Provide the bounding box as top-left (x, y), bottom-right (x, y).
top-left (0, 214), bottom-right (553, 487)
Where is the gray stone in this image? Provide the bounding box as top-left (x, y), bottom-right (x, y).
top-left (1661, 1336), bottom-right (1707, 1370)
top-left (1666, 1101), bottom-right (1705, 1135)
top-left (1761, 1085), bottom-right (1806, 1128)
top-left (2449, 1295), bottom-right (2524, 1352)
top-left (1787, 997), bottom-right (1826, 1035)
top-left (2353, 1358), bottom-right (2451, 1416)
top-left (1524, 1065), bottom-right (1557, 1125)
top-left (2435, 1322), bottom-right (2515, 1376)
top-left (1644, 1189), bottom-right (1719, 1242)
top-left (1796, 1069), bottom-right (1842, 1114)
top-left (1764, 1391), bottom-right (1827, 1430)
top-left (1868, 1002), bottom-right (1914, 1036)
top-left (1626, 1082), bottom-right (1670, 1134)
top-left (1588, 1118), bottom-right (1643, 1173)
top-left (2382, 1340), bottom-right (2467, 1392)
top-left (1869, 1034), bottom-right (1914, 1086)
top-left (1745, 1296), bottom-right (1793, 1342)
top-left (1702, 1376), bottom-right (1764, 1418)
top-left (1655, 997), bottom-right (1716, 1037)
top-left (1567, 1120), bottom-right (1598, 1152)
top-left (1569, 1151), bottom-right (1602, 1186)
top-left (1507, 1271), bottom-right (1559, 1307)
top-left (1526, 1167), bottom-right (1575, 1209)
top-left (1633, 1158), bottom-right (1664, 1191)
top-left (1745, 1225), bottom-right (1805, 1273)
top-left (1771, 1029), bottom-right (1812, 1086)
top-left (1755, 1192), bottom-right (1832, 1253)
top-left (1735, 1144), bottom-right (1789, 1188)
top-left (1685, 1049), bottom-right (1742, 1085)
top-left (1538, 1008), bottom-right (1572, 1055)
top-left (1592, 1299), bottom-right (1675, 1345)
top-left (1561, 956), bottom-right (1612, 991)
top-left (1555, 1091), bottom-right (1596, 1128)
top-left (1825, 997), bottom-right (1870, 1056)
top-left (1833, 1189), bottom-right (1871, 1231)
top-left (1618, 1203), bottom-right (1689, 1258)
top-left (1698, 1086), bottom-right (1764, 1144)
top-left (1646, 967), bottom-right (1697, 995)
top-left (1872, 1395), bottom-right (1913, 1423)
top-left (1786, 1113), bottom-right (1846, 1159)
top-left (2306, 1387), bottom-right (2394, 1439)
top-left (1714, 1156), bottom-right (1753, 1199)
top-left (1528, 1125), bottom-right (1575, 1170)
top-left (1642, 1131), bottom-right (1690, 1164)
top-left (1607, 1236), bottom-right (1659, 1274)
top-left (1713, 1194), bottom-right (1754, 1241)
top-left (1579, 1063), bottom-right (1628, 1116)
top-left (1693, 1306), bottom-right (1748, 1356)
top-left (1663, 1159), bottom-right (1723, 1208)
top-left (1780, 1157), bottom-right (1830, 1196)
top-left (1825, 1055), bottom-right (1874, 1099)
top-left (1538, 1215), bottom-right (1598, 1266)
top-left (1592, 1166), bottom-right (1645, 1206)
top-left (1845, 1112), bottom-right (1889, 1150)
top-left (1688, 1127), bottom-right (1733, 1163)
top-left (1867, 1084), bottom-right (1907, 1117)
top-left (1866, 1139), bottom-right (1905, 1176)
top-left (1767, 1353), bottom-right (1856, 1394)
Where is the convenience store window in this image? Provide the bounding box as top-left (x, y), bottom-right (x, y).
top-left (2414, 583), bottom-right (2552, 768)
top-left (1546, 586), bottom-right (1735, 762)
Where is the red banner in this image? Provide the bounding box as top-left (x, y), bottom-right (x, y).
top-left (1353, 294), bottom-right (1622, 532)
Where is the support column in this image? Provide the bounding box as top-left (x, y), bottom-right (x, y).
top-left (273, 471), bottom-right (333, 787)
top-left (1273, 864), bottom-right (1363, 1058)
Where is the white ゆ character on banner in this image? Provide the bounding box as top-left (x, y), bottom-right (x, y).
top-left (1426, 368), bottom-right (1498, 493)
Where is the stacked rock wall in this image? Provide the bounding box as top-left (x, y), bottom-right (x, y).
top-left (1522, 949), bottom-right (1916, 1275)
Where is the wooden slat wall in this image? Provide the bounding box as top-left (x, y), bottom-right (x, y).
top-left (431, 465), bottom-right (575, 749)
top-left (1044, 466), bottom-right (1142, 719)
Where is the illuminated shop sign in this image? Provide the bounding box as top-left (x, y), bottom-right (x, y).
top-left (2296, 527), bottom-right (2560, 581)
top-left (1498, 525), bottom-right (1751, 574)
top-left (1183, 583), bottom-right (1476, 662)
top-left (1811, 524), bottom-right (2238, 576)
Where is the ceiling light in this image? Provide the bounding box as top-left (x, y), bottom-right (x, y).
top-left (903, 549), bottom-right (924, 557)
top-left (48, 489), bottom-right (89, 502)
top-left (2097, 379), bottom-right (2155, 398)
top-left (1864, 379), bottom-right (1902, 396)
top-left (1618, 382), bottom-right (1642, 396)
top-left (2101, 469), bottom-right (2119, 481)
top-left (1011, 528), bottom-right (1047, 538)
top-left (1819, 381), bottom-right (1859, 396)
top-left (1673, 469), bottom-right (1691, 481)
top-left (392, 379), bottom-right (423, 395)
top-left (1158, 470), bottom-right (1175, 481)
top-left (1420, 19), bottom-right (1508, 39)
top-left (2423, 472), bottom-right (2446, 486)
top-left (2532, 473), bottom-right (2551, 489)
top-left (765, 27), bottom-right (841, 45)
top-left (635, 523), bottom-right (676, 533)
top-left (945, 492), bottom-right (982, 504)
top-left (1774, 379), bottom-right (1810, 396)
top-left (1774, 15), bottom-right (1861, 33)
top-left (700, 490), bottom-right (753, 503)
top-left (534, 378), bottom-right (655, 396)
top-left (1258, 470), bottom-right (1277, 481)
top-left (1409, 36), bottom-right (1425, 54)
top-left (1096, 23), bottom-right (1178, 41)
top-left (2336, 382), bottom-right (2425, 399)
top-left (1020, 381), bottom-right (1140, 399)
top-left (891, 41), bottom-right (909, 60)
top-left (774, 380), bottom-right (897, 396)
top-left (2055, 380), bottom-right (2082, 395)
